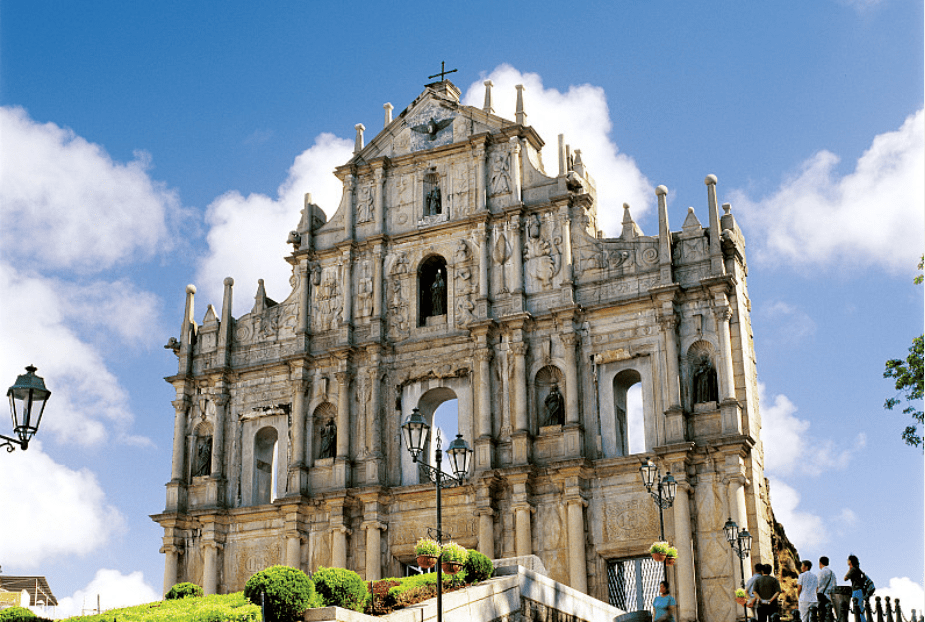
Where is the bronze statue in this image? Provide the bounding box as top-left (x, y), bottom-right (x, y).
top-left (431, 269), bottom-right (446, 315)
top-left (194, 436), bottom-right (212, 477)
top-left (544, 384), bottom-right (564, 426)
top-left (425, 185), bottom-right (442, 216)
top-left (320, 418), bottom-right (336, 459)
top-left (692, 354), bottom-right (719, 404)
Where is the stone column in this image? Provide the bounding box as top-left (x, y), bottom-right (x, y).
top-left (373, 166), bottom-right (385, 233)
top-left (558, 201), bottom-right (574, 287)
top-left (510, 137), bottom-right (522, 203)
top-left (510, 341), bottom-right (528, 433)
top-left (475, 145), bottom-right (487, 211)
top-left (477, 508), bottom-right (495, 558)
top-left (372, 244), bottom-right (384, 319)
top-left (715, 304), bottom-right (736, 403)
top-left (475, 348), bottom-right (493, 438)
top-left (297, 262), bottom-right (310, 350)
top-left (202, 542), bottom-right (221, 595)
top-left (290, 380), bottom-right (308, 468)
top-left (336, 370), bottom-right (350, 458)
top-left (332, 525), bottom-right (349, 569)
top-left (286, 531), bottom-right (302, 568)
top-left (170, 398), bottom-right (189, 481)
top-left (343, 175), bottom-right (355, 241)
top-left (673, 483), bottom-right (696, 622)
top-left (363, 522), bottom-right (386, 581)
top-left (210, 394), bottom-right (229, 477)
top-left (514, 505), bottom-right (532, 556)
top-left (661, 316), bottom-right (682, 411)
top-left (566, 497), bottom-right (588, 593)
top-left (705, 175), bottom-right (725, 276)
top-left (510, 214), bottom-right (523, 295)
top-left (367, 347), bottom-right (382, 456)
top-left (161, 544), bottom-right (179, 596)
top-left (478, 221), bottom-right (490, 300)
top-left (726, 475), bottom-right (750, 587)
top-left (562, 332), bottom-right (580, 425)
top-left (341, 249), bottom-right (353, 326)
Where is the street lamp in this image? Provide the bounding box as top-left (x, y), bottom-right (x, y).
top-left (3, 365), bottom-right (51, 452)
top-left (401, 408), bottom-right (472, 622)
top-left (724, 517), bottom-right (753, 621)
top-left (639, 459), bottom-right (677, 586)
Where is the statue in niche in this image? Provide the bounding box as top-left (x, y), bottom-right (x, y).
top-left (543, 384), bottom-right (565, 427)
top-left (319, 418), bottom-right (337, 459)
top-left (431, 269), bottom-right (446, 316)
top-left (692, 354), bottom-right (719, 404)
top-left (194, 436), bottom-right (212, 477)
top-left (425, 184), bottom-right (442, 216)
top-left (357, 184), bottom-right (373, 223)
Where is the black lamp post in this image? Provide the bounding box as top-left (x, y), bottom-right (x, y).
top-left (723, 517), bottom-right (753, 622)
top-left (401, 408), bottom-right (472, 622)
top-left (639, 459), bottom-right (677, 587)
top-left (3, 365), bottom-right (51, 452)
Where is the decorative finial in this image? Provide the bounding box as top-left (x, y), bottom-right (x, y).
top-left (483, 80), bottom-right (494, 114)
top-left (354, 124), bottom-right (365, 153)
top-left (704, 174), bottom-right (718, 185)
top-left (383, 103), bottom-right (393, 128)
top-left (656, 185), bottom-right (668, 196)
top-left (515, 84), bottom-right (527, 125)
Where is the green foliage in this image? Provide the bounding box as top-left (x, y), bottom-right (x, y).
top-left (649, 541), bottom-right (670, 554)
top-left (165, 581), bottom-right (204, 600)
top-left (884, 258), bottom-right (924, 449)
top-left (735, 588), bottom-right (748, 598)
top-left (414, 537), bottom-right (441, 556)
top-left (57, 592), bottom-right (260, 622)
top-left (243, 565), bottom-right (316, 622)
top-left (312, 566), bottom-right (369, 612)
top-left (382, 572), bottom-right (458, 610)
top-left (0, 607), bottom-right (36, 621)
top-left (463, 549), bottom-right (494, 583)
top-left (440, 541), bottom-right (468, 564)
top-left (666, 546), bottom-right (678, 558)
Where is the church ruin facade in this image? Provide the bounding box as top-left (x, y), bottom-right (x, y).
top-left (152, 79), bottom-right (773, 622)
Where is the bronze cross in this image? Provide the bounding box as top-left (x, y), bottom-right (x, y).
top-left (428, 61), bottom-right (457, 82)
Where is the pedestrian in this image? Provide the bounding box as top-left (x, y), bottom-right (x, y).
top-left (844, 555), bottom-right (866, 622)
top-left (652, 581), bottom-right (677, 622)
top-left (746, 562), bottom-right (763, 611)
top-left (797, 560), bottom-right (819, 622)
top-left (817, 556), bottom-right (836, 622)
top-left (753, 563), bottom-right (781, 622)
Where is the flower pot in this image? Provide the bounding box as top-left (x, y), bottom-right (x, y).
top-left (442, 562), bottom-right (463, 574)
top-left (665, 556), bottom-right (676, 566)
top-left (735, 597), bottom-right (748, 606)
top-left (651, 552), bottom-right (666, 562)
top-left (417, 555), bottom-right (437, 569)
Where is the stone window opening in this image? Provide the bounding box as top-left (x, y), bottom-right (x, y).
top-left (253, 426), bottom-right (279, 505)
top-left (418, 255), bottom-right (448, 326)
top-left (613, 369), bottom-right (646, 456)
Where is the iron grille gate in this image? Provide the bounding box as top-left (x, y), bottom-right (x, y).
top-left (607, 556), bottom-right (663, 612)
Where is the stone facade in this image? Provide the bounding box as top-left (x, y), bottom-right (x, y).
top-left (152, 79), bottom-right (774, 622)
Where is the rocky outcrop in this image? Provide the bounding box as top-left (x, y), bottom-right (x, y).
top-left (769, 480), bottom-right (802, 618)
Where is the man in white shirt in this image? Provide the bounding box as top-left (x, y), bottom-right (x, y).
top-left (797, 560), bottom-right (819, 622)
top-left (816, 556), bottom-right (837, 622)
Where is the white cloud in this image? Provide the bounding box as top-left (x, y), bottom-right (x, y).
top-left (875, 577), bottom-right (925, 618)
top-left (768, 478), bottom-right (825, 549)
top-left (0, 442), bottom-right (126, 568)
top-left (0, 262), bottom-right (153, 447)
top-left (54, 569), bottom-right (159, 619)
top-left (759, 382), bottom-right (863, 477)
top-left (462, 65), bottom-right (654, 236)
top-left (0, 106), bottom-right (182, 273)
top-left (760, 301), bottom-right (817, 344)
top-left (731, 108), bottom-right (925, 273)
top-left (196, 132), bottom-right (353, 306)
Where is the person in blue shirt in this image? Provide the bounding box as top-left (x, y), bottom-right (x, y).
top-left (653, 581), bottom-right (677, 622)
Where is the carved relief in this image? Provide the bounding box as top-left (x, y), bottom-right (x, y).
top-left (601, 499), bottom-right (659, 543)
top-left (450, 163), bottom-right (470, 216)
top-left (356, 183), bottom-right (374, 224)
top-left (315, 266), bottom-right (342, 332)
top-left (232, 540), bottom-right (282, 589)
top-left (357, 260), bottom-right (373, 319)
top-left (489, 151), bottom-right (511, 196)
top-left (524, 214), bottom-right (560, 290)
top-left (387, 252), bottom-right (410, 339)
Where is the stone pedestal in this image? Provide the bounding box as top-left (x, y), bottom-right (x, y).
top-left (475, 437), bottom-right (494, 471)
top-left (563, 424), bottom-right (583, 458)
top-left (511, 431), bottom-right (531, 465)
top-left (333, 458), bottom-right (351, 489)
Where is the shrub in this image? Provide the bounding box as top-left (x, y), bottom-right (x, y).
top-left (166, 581), bottom-right (204, 599)
top-left (649, 541), bottom-right (670, 555)
top-left (464, 549), bottom-right (494, 583)
top-left (244, 565), bottom-right (315, 622)
top-left (735, 588), bottom-right (748, 598)
top-left (666, 546), bottom-right (678, 558)
top-left (440, 542), bottom-right (468, 564)
top-left (0, 607), bottom-right (36, 621)
top-left (312, 566), bottom-right (369, 612)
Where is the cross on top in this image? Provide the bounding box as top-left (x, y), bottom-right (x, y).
top-left (428, 61), bottom-right (457, 82)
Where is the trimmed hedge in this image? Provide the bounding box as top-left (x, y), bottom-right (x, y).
top-left (244, 565), bottom-right (315, 622)
top-left (464, 549), bottom-right (494, 583)
top-left (0, 607), bottom-right (36, 622)
top-left (165, 582), bottom-right (204, 600)
top-left (312, 566), bottom-right (369, 612)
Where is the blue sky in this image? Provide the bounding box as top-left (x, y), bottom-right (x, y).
top-left (1, 1), bottom-right (922, 617)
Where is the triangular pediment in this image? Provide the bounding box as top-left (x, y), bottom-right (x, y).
top-left (349, 81), bottom-right (512, 164)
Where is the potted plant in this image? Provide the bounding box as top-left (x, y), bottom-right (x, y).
top-left (440, 542), bottom-right (469, 574)
top-left (649, 541), bottom-right (670, 562)
top-left (415, 537), bottom-right (440, 569)
top-left (665, 545), bottom-right (678, 566)
top-left (735, 588), bottom-right (748, 605)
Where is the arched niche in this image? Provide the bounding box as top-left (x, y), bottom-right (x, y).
top-left (192, 421), bottom-right (213, 478)
top-left (685, 340), bottom-right (719, 409)
top-left (534, 365), bottom-right (565, 429)
top-left (312, 401), bottom-right (337, 463)
top-left (418, 255), bottom-right (448, 326)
